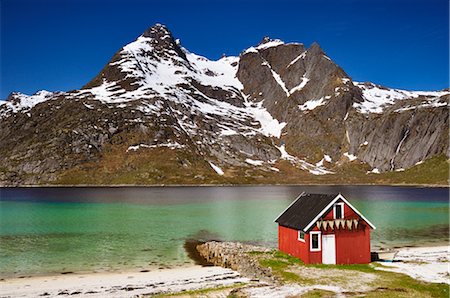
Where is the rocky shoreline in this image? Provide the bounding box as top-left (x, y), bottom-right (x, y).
top-left (196, 241), bottom-right (274, 282)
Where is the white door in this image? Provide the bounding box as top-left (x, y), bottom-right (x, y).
top-left (322, 234), bottom-right (336, 264)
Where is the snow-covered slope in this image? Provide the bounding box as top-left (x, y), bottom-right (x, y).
top-left (353, 82), bottom-right (449, 114)
top-left (0, 24), bottom-right (448, 185)
top-left (0, 90), bottom-right (60, 116)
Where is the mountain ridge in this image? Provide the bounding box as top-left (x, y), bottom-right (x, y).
top-left (1, 24), bottom-right (448, 186)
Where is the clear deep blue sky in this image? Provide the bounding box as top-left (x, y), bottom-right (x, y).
top-left (1, 0), bottom-right (448, 99)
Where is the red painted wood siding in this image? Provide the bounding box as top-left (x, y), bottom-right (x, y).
top-left (334, 225), bottom-right (371, 264)
top-left (322, 199), bottom-right (371, 263)
top-left (278, 225), bottom-right (309, 263)
top-left (278, 198), bottom-right (372, 264)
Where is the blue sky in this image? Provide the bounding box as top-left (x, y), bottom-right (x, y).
top-left (1, 0), bottom-right (448, 99)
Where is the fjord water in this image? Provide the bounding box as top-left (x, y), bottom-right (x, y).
top-left (0, 186), bottom-right (448, 277)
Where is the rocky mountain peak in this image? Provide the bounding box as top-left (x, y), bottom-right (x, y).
top-left (137, 23), bottom-right (186, 59)
top-left (258, 36), bottom-right (275, 45)
top-left (307, 42), bottom-right (325, 56)
top-left (82, 23), bottom-right (189, 91)
top-left (1, 24), bottom-right (448, 186)
top-left (5, 92), bottom-right (18, 102)
top-left (142, 23), bottom-right (171, 39)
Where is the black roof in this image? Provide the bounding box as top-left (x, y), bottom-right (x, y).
top-left (275, 193), bottom-right (339, 231)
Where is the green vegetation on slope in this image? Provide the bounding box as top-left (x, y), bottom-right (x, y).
top-left (53, 145), bottom-right (449, 186)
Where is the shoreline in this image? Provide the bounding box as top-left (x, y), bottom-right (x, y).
top-left (1, 244), bottom-right (448, 298)
top-left (375, 245), bottom-right (450, 284)
top-left (0, 183), bottom-right (450, 188)
top-left (1, 183), bottom-right (448, 188)
top-left (2, 241), bottom-right (448, 280)
top-left (0, 265), bottom-right (248, 298)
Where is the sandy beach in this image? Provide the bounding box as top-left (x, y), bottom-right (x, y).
top-left (375, 245), bottom-right (450, 284)
top-left (1, 245), bottom-right (448, 298)
top-left (0, 266), bottom-right (248, 298)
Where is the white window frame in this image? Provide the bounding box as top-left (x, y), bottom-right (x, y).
top-left (309, 231), bottom-right (321, 252)
top-left (333, 202), bottom-right (345, 219)
top-left (298, 230), bottom-right (305, 242)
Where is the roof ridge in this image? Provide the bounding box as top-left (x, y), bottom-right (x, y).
top-left (275, 193), bottom-right (376, 231)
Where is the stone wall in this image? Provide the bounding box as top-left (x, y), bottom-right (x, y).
top-left (196, 241), bottom-right (275, 282)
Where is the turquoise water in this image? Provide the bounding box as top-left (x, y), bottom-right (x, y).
top-left (0, 186), bottom-right (448, 277)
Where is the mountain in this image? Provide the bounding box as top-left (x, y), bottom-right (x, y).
top-left (0, 24), bottom-right (448, 186)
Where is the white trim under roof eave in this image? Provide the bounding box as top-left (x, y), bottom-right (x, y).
top-left (302, 193), bottom-right (376, 232)
top-left (273, 191), bottom-right (306, 222)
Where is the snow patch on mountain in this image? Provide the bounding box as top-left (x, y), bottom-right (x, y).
top-left (209, 162), bottom-right (224, 175)
top-left (245, 100), bottom-right (286, 138)
top-left (316, 154), bottom-right (332, 167)
top-left (394, 97), bottom-right (449, 112)
top-left (245, 159), bottom-right (264, 166)
top-left (220, 127), bottom-right (238, 136)
top-left (261, 57), bottom-right (311, 97)
top-left (343, 152), bottom-right (357, 161)
top-left (261, 60), bottom-right (290, 97)
top-left (256, 39), bottom-right (284, 50)
top-left (244, 39), bottom-right (285, 54)
top-left (353, 82), bottom-right (449, 114)
top-left (276, 145), bottom-right (333, 175)
top-left (0, 90), bottom-right (58, 115)
top-left (186, 53), bottom-right (243, 90)
top-left (287, 51), bottom-right (307, 68)
top-left (289, 77), bottom-right (310, 94)
top-left (299, 97), bottom-right (327, 111)
top-left (83, 103), bottom-right (94, 109)
top-left (127, 142), bottom-right (185, 152)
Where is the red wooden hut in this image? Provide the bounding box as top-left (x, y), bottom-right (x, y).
top-left (274, 193), bottom-right (376, 264)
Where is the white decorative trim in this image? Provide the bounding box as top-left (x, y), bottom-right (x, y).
top-left (273, 192), bottom-right (306, 222)
top-left (298, 230), bottom-right (305, 242)
top-left (303, 193), bottom-right (376, 232)
top-left (310, 231), bottom-right (321, 251)
top-left (333, 202), bottom-right (345, 219)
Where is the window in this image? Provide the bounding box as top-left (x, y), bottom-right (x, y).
top-left (298, 231), bottom-right (305, 242)
top-left (310, 231), bottom-right (321, 251)
top-left (334, 202), bottom-right (344, 219)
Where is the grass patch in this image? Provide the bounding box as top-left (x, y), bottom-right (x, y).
top-left (362, 270), bottom-right (450, 298)
top-left (259, 258), bottom-right (289, 271)
top-left (385, 273), bottom-right (449, 298)
top-left (375, 154), bottom-right (449, 185)
top-left (150, 282), bottom-right (246, 297)
top-left (272, 251), bottom-right (304, 265)
top-left (258, 251), bottom-right (315, 285)
top-left (279, 271), bottom-right (316, 284)
top-left (302, 289), bottom-right (337, 297)
top-left (309, 263), bottom-right (376, 273)
top-left (258, 251), bottom-right (304, 271)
